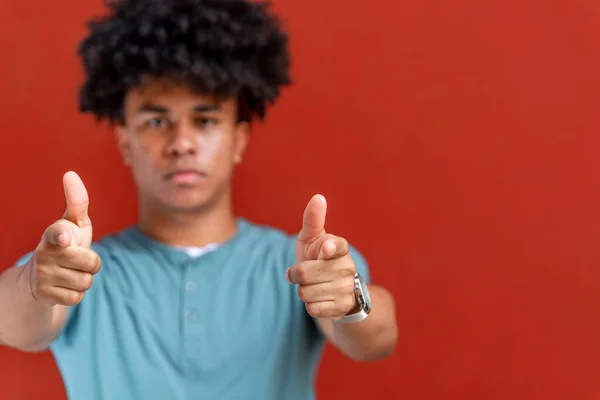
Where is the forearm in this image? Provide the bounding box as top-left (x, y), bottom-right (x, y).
top-left (317, 284), bottom-right (398, 361)
top-left (0, 265), bottom-right (62, 351)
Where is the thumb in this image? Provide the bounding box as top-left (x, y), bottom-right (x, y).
top-left (62, 171), bottom-right (92, 245)
top-left (298, 194), bottom-right (327, 243)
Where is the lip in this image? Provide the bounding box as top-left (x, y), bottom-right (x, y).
top-left (163, 169), bottom-right (207, 184)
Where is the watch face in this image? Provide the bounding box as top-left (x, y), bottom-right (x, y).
top-left (355, 273), bottom-right (371, 313)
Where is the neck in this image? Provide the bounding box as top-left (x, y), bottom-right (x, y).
top-left (137, 193), bottom-right (238, 248)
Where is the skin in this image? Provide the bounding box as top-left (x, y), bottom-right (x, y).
top-left (0, 172), bottom-right (98, 351)
top-left (0, 78), bottom-right (398, 361)
top-left (291, 194), bottom-right (398, 360)
top-left (115, 79), bottom-right (250, 247)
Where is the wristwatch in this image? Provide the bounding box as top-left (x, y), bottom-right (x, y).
top-left (336, 273), bottom-right (371, 324)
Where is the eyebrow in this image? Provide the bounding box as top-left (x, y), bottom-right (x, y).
top-left (138, 104), bottom-right (169, 114)
top-left (193, 104), bottom-right (222, 112)
top-left (137, 103), bottom-right (222, 114)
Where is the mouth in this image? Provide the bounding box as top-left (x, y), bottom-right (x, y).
top-left (163, 169), bottom-right (207, 184)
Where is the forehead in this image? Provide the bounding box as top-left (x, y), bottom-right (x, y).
top-left (123, 78), bottom-right (236, 113)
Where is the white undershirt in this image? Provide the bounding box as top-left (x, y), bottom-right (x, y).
top-left (177, 243), bottom-right (220, 259)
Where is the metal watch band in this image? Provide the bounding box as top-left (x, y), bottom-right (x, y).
top-left (335, 273), bottom-right (371, 324)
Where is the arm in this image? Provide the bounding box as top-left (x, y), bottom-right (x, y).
top-left (0, 171), bottom-right (100, 352)
top-left (0, 264), bottom-right (68, 352)
top-left (315, 284), bottom-right (398, 361)
top-left (289, 194), bottom-right (398, 362)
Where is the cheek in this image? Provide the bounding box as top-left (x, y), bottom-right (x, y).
top-left (130, 139), bottom-right (163, 174)
top-left (198, 134), bottom-right (233, 166)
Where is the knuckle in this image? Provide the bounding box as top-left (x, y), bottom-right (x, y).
top-left (85, 251), bottom-right (98, 270)
top-left (92, 253), bottom-right (102, 273)
top-left (78, 249), bottom-right (101, 273)
top-left (344, 276), bottom-right (356, 290)
top-left (297, 286), bottom-right (310, 302)
top-left (35, 262), bottom-right (52, 278)
top-left (54, 219), bottom-right (70, 230)
top-left (338, 237), bottom-right (349, 250)
top-left (340, 262), bottom-right (356, 277)
top-left (63, 291), bottom-right (76, 305)
top-left (306, 303), bottom-right (326, 318)
top-left (81, 250), bottom-right (92, 265)
top-left (305, 303), bottom-right (319, 317)
top-left (86, 250), bottom-right (102, 274)
top-left (63, 291), bottom-right (83, 306)
top-left (80, 273), bottom-right (94, 290)
top-left (45, 219), bottom-right (67, 236)
top-left (42, 222), bottom-right (58, 238)
top-left (296, 264), bottom-right (309, 281)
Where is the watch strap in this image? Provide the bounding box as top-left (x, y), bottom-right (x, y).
top-left (335, 308), bottom-right (369, 324)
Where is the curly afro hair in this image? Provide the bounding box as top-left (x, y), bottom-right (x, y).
top-left (77, 0), bottom-right (292, 124)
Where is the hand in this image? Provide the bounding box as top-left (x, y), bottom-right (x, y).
top-left (22, 171), bottom-right (101, 307)
top-left (287, 194), bottom-right (357, 320)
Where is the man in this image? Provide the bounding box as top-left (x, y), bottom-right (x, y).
top-left (0, 0), bottom-right (398, 399)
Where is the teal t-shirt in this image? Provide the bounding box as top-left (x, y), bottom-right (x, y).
top-left (16, 218), bottom-right (370, 400)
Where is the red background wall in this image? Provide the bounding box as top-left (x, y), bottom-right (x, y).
top-left (2, 0), bottom-right (600, 399)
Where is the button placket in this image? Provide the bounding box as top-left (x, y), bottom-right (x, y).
top-left (181, 259), bottom-right (204, 355)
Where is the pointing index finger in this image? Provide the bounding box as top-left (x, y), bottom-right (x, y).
top-left (319, 235), bottom-right (349, 260)
top-left (43, 220), bottom-right (78, 247)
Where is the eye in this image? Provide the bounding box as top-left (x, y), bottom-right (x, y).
top-left (147, 118), bottom-right (170, 129)
top-left (195, 117), bottom-right (217, 128)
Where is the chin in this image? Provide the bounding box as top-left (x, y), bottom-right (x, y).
top-left (166, 200), bottom-right (210, 213)
top-left (150, 181), bottom-right (227, 214)
top-left (160, 194), bottom-right (214, 214)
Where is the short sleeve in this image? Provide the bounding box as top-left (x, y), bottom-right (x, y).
top-left (14, 251), bottom-right (34, 267)
top-left (348, 245), bottom-right (371, 284)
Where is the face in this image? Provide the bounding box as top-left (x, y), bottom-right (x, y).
top-left (116, 79), bottom-right (250, 214)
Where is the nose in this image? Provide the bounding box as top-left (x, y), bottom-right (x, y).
top-left (164, 121), bottom-right (198, 158)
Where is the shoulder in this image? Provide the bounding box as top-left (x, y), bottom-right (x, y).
top-left (233, 219), bottom-right (371, 281)
top-left (91, 226), bottom-right (145, 254)
top-left (237, 218), bottom-right (294, 244)
top-left (234, 218), bottom-right (297, 265)
top-left (88, 225), bottom-right (167, 269)
top-left (238, 219), bottom-right (372, 283)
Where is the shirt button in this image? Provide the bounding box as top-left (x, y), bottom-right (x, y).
top-left (186, 310), bottom-right (198, 321)
top-left (185, 281), bottom-right (197, 293)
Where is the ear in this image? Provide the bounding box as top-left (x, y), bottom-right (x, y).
top-left (233, 122), bottom-right (250, 165)
top-left (115, 125), bottom-right (133, 167)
